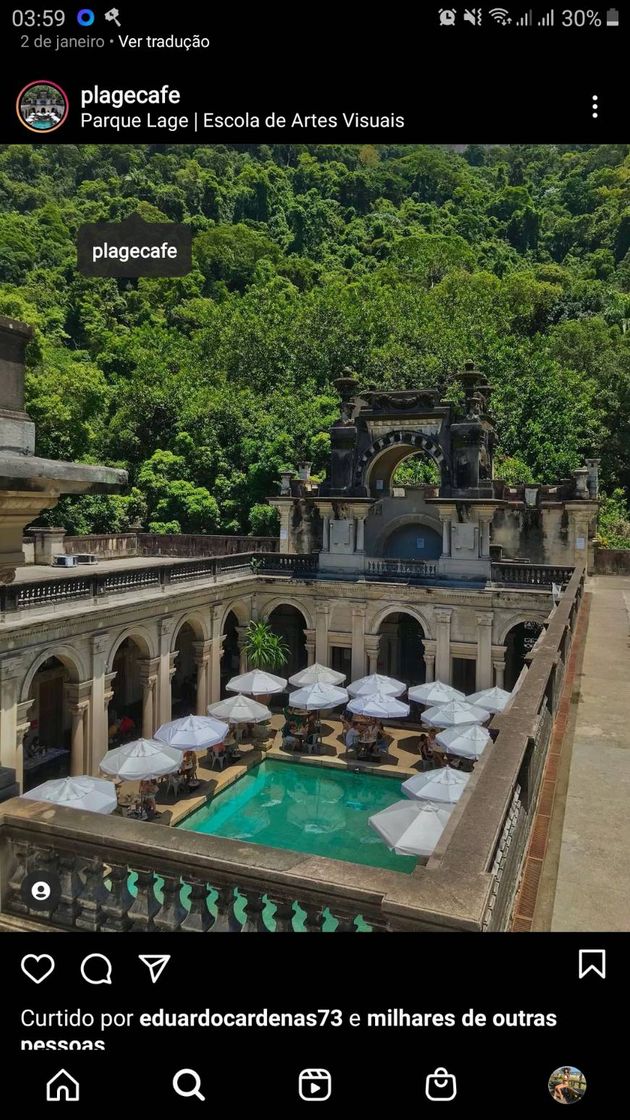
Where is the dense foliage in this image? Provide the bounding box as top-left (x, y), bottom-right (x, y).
top-left (2, 142), bottom-right (630, 536)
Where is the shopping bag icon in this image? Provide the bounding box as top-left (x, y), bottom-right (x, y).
top-left (425, 1067), bottom-right (457, 1101)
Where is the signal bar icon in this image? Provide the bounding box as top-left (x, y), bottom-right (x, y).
top-left (537, 8), bottom-right (554, 25)
top-left (516, 9), bottom-right (532, 25)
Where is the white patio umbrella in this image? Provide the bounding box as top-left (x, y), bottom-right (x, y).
top-left (207, 694), bottom-right (271, 723)
top-left (408, 680), bottom-right (464, 706)
top-left (23, 775), bottom-right (117, 814)
top-left (401, 766), bottom-right (470, 804)
top-left (369, 800), bottom-right (452, 858)
top-left (347, 673), bottom-right (406, 698)
top-left (289, 662), bottom-right (346, 687)
top-left (226, 669), bottom-right (287, 695)
top-left (466, 686), bottom-right (512, 713)
top-left (99, 738), bottom-right (181, 781)
top-left (348, 690), bottom-right (410, 719)
top-left (436, 722), bottom-right (491, 761)
top-left (422, 699), bottom-right (491, 728)
top-left (289, 682), bottom-right (348, 710)
top-left (155, 714), bottom-right (229, 752)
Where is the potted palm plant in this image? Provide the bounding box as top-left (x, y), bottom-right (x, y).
top-left (244, 620), bottom-right (289, 671)
top-left (242, 621), bottom-right (290, 704)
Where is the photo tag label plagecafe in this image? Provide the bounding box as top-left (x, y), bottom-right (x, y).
top-left (77, 212), bottom-right (192, 276)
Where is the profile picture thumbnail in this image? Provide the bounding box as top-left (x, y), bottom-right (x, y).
top-left (16, 80), bottom-right (69, 133)
top-left (548, 1066), bottom-right (587, 1105)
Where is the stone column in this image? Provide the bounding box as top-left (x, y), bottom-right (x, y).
top-left (351, 602), bottom-right (367, 682)
top-left (435, 504), bottom-right (456, 559)
top-left (321, 516), bottom-right (330, 553)
top-left (493, 659), bottom-right (505, 688)
top-left (0, 656), bottom-right (25, 775)
top-left (475, 612), bottom-right (494, 691)
top-left (355, 513), bottom-right (367, 554)
top-left (364, 635), bottom-right (381, 676)
top-left (158, 617), bottom-right (176, 727)
top-left (304, 630), bottom-right (316, 666)
top-left (138, 658), bottom-right (160, 739)
top-left (192, 640), bottom-right (212, 716)
top-left (209, 605), bottom-right (224, 706)
top-left (90, 634), bottom-right (110, 773)
top-left (104, 671), bottom-right (117, 724)
top-left (65, 682), bottom-right (92, 775)
top-left (315, 599), bottom-right (330, 666)
top-left (422, 639), bottom-right (436, 684)
top-left (567, 504), bottom-right (593, 567)
top-left (15, 699), bottom-right (34, 791)
top-left (236, 625), bottom-right (249, 674)
top-left (435, 609), bottom-right (452, 684)
top-left (270, 500), bottom-right (293, 553)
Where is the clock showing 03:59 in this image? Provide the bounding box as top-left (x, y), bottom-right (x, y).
top-left (12, 10), bottom-right (67, 27)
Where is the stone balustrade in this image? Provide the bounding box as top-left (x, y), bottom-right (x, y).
top-left (490, 562), bottom-right (575, 588)
top-left (0, 553), bottom-right (260, 613)
top-left (61, 532), bottom-right (279, 559)
top-left (365, 558), bottom-right (439, 582)
top-left (0, 805), bottom-right (428, 933)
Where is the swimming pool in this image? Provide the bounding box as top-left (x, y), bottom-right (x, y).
top-left (177, 759), bottom-right (416, 874)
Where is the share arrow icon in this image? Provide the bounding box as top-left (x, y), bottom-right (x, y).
top-left (139, 954), bottom-right (171, 983)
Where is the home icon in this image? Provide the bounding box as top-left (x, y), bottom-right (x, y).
top-left (46, 1069), bottom-right (80, 1102)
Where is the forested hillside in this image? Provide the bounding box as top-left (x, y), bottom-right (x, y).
top-left (1, 142), bottom-right (629, 542)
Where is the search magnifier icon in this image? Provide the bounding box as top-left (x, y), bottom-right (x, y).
top-left (173, 1069), bottom-right (205, 1101)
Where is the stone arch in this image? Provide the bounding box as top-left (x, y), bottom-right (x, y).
top-left (497, 612), bottom-right (548, 648)
top-left (371, 511), bottom-right (443, 561)
top-left (373, 608), bottom-right (428, 686)
top-left (219, 597), bottom-right (251, 635)
top-left (367, 602), bottom-right (433, 641)
top-left (501, 615), bottom-right (546, 692)
top-left (260, 596), bottom-right (315, 631)
top-left (358, 430), bottom-right (449, 492)
top-left (106, 625), bottom-right (155, 673)
top-left (20, 644), bottom-right (86, 703)
top-left (171, 611), bottom-right (208, 652)
top-left (263, 600), bottom-right (311, 682)
top-left (20, 646), bottom-right (89, 789)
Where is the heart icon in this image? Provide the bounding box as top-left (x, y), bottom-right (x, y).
top-left (21, 954), bottom-right (55, 984)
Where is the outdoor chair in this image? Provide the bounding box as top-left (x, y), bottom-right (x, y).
top-left (210, 749), bottom-right (228, 771)
top-left (163, 771), bottom-right (187, 799)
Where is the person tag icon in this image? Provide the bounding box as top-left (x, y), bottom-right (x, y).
top-left (425, 1067), bottom-right (457, 1101)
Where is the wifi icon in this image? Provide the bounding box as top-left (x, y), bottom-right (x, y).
top-left (489, 7), bottom-right (511, 22)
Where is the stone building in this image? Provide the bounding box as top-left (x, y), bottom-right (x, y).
top-left (0, 327), bottom-right (596, 800)
top-left (0, 319), bottom-right (595, 933)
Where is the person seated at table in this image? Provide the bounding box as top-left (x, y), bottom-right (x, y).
top-left (375, 720), bottom-right (389, 755)
top-left (139, 779), bottom-right (158, 818)
top-left (345, 724), bottom-right (360, 753)
top-left (341, 710), bottom-right (353, 734)
top-left (181, 749), bottom-right (198, 786)
top-left (418, 732), bottom-right (433, 770)
top-left (281, 719), bottom-right (299, 750)
top-left (224, 730), bottom-right (242, 759)
top-left (118, 713), bottom-right (135, 737)
top-left (107, 716), bottom-right (121, 744)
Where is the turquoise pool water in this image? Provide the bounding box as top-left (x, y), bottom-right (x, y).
top-left (177, 759), bottom-right (416, 874)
